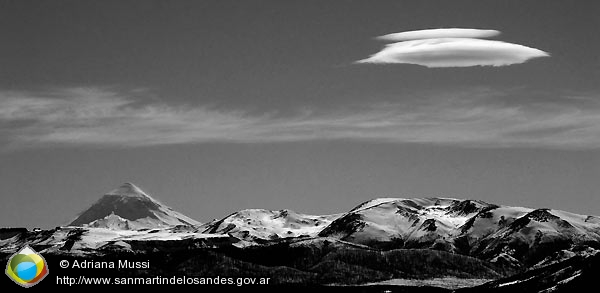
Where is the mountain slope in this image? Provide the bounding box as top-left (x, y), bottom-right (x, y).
top-left (466, 208), bottom-right (600, 264)
top-left (203, 209), bottom-right (340, 241)
top-left (457, 251), bottom-right (600, 293)
top-left (319, 198), bottom-right (493, 248)
top-left (69, 183), bottom-right (199, 229)
top-left (318, 197), bottom-right (600, 265)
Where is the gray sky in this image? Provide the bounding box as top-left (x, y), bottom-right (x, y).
top-left (1, 0), bottom-right (599, 228)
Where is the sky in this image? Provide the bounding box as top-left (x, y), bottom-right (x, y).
top-left (0, 0), bottom-right (599, 229)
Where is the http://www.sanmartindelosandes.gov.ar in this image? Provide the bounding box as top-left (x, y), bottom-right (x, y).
top-left (5, 245), bottom-right (49, 287)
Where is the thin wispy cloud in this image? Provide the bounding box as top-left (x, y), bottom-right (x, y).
top-left (357, 28), bottom-right (549, 67)
top-left (1, 87), bottom-right (599, 149)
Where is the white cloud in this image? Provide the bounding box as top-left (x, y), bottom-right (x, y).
top-left (1, 88), bottom-right (599, 149)
top-left (377, 28), bottom-right (500, 41)
top-left (357, 28), bottom-right (549, 67)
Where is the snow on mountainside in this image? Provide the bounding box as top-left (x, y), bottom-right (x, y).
top-left (202, 209), bottom-right (341, 241)
top-left (319, 197), bottom-right (488, 247)
top-left (458, 250), bottom-right (600, 293)
top-left (87, 213), bottom-right (132, 230)
top-left (69, 183), bottom-right (200, 229)
top-left (468, 207), bottom-right (600, 265)
top-left (0, 226), bottom-right (232, 255)
top-left (2, 189), bottom-right (599, 272)
top-left (318, 197), bottom-right (600, 265)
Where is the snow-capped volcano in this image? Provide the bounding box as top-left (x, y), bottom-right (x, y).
top-left (69, 183), bottom-right (199, 229)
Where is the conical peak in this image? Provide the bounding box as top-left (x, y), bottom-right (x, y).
top-left (105, 182), bottom-right (149, 198)
top-left (68, 182), bottom-right (200, 228)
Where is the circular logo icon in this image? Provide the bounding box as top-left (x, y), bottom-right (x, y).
top-left (5, 245), bottom-right (49, 287)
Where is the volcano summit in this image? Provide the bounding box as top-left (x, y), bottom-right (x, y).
top-left (69, 183), bottom-right (199, 229)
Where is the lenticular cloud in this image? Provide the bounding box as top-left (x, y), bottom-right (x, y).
top-left (357, 28), bottom-right (549, 67)
top-left (377, 28), bottom-right (501, 41)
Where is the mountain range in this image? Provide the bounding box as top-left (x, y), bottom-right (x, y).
top-left (1, 182), bottom-right (598, 291)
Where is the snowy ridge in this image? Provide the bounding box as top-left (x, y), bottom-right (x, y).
top-left (319, 197), bottom-right (486, 245)
top-left (203, 208), bottom-right (341, 240)
top-left (349, 197), bottom-right (403, 213)
top-left (87, 213), bottom-right (132, 230)
top-left (319, 197), bottom-right (600, 265)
